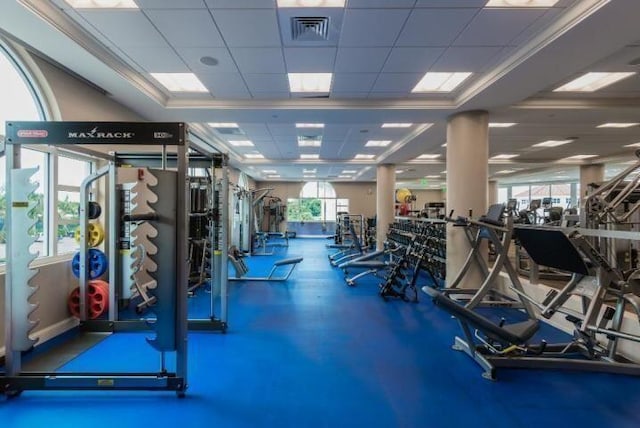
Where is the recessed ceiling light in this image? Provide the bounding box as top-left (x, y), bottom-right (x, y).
top-left (262, 170), bottom-right (277, 174)
top-left (416, 154), bottom-right (441, 160)
top-left (532, 139), bottom-right (574, 148)
top-left (490, 154), bottom-right (519, 160)
top-left (267, 175), bottom-right (281, 178)
top-left (342, 170), bottom-right (357, 174)
top-left (562, 155), bottom-right (598, 160)
top-left (298, 137), bottom-right (322, 147)
top-left (355, 154), bottom-right (375, 160)
top-left (245, 153), bottom-right (264, 159)
top-left (296, 123), bottom-right (324, 128)
top-left (624, 142), bottom-right (640, 148)
top-left (496, 169), bottom-right (517, 174)
top-left (365, 140), bottom-right (392, 147)
top-left (300, 154), bottom-right (320, 159)
top-left (554, 72), bottom-right (635, 92)
top-left (412, 72), bottom-right (472, 93)
top-left (150, 73), bottom-right (207, 93)
top-left (485, 0), bottom-right (559, 7)
top-left (208, 122), bottom-right (239, 128)
top-left (597, 123), bottom-right (639, 128)
top-left (303, 168), bottom-right (317, 173)
top-left (64, 0), bottom-right (138, 8)
top-left (381, 123), bottom-right (413, 128)
top-left (277, 0), bottom-right (345, 7)
top-left (288, 73), bottom-right (332, 93)
top-left (228, 140), bottom-right (254, 147)
top-left (338, 175), bottom-right (352, 179)
top-left (489, 123), bottom-right (517, 128)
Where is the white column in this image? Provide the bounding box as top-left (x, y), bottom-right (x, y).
top-left (488, 180), bottom-right (499, 206)
top-left (376, 164), bottom-right (395, 251)
top-left (579, 163), bottom-right (604, 203)
top-left (446, 111), bottom-right (489, 288)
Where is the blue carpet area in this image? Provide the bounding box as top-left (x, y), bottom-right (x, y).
top-left (3, 238), bottom-right (640, 427)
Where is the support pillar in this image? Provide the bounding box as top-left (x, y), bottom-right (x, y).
top-left (488, 180), bottom-right (499, 206)
top-left (376, 164), bottom-right (395, 251)
top-left (446, 111), bottom-right (489, 288)
top-left (579, 163), bottom-right (604, 204)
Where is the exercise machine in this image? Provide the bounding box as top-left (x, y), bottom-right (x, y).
top-left (228, 246), bottom-right (303, 282)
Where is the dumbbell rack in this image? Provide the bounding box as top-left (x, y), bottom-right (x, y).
top-left (379, 219), bottom-right (446, 302)
top-left (386, 217), bottom-right (447, 286)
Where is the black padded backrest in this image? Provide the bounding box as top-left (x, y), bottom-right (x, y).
top-left (515, 227), bottom-right (590, 275)
top-left (349, 222), bottom-right (363, 253)
top-left (479, 203), bottom-right (505, 226)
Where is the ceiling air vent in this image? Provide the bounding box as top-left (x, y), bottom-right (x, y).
top-left (291, 17), bottom-right (330, 41)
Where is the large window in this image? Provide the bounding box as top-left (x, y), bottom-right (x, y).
top-left (57, 155), bottom-right (92, 255)
top-left (0, 43), bottom-right (46, 263)
top-left (287, 181), bottom-right (348, 223)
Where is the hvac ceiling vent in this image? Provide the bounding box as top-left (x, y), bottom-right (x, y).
top-left (291, 17), bottom-right (330, 41)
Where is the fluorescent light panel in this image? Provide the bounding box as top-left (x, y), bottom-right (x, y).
top-left (554, 72), bottom-right (635, 92)
top-left (490, 154), bottom-right (519, 160)
top-left (412, 72), bottom-right (472, 93)
top-left (355, 154), bottom-right (375, 160)
top-left (338, 175), bottom-right (352, 178)
top-left (208, 122), bottom-right (238, 128)
top-left (425, 175), bottom-right (440, 179)
top-left (489, 122), bottom-right (517, 128)
top-left (532, 139), bottom-right (574, 148)
top-left (624, 143), bottom-right (640, 148)
top-left (485, 0), bottom-right (559, 7)
top-left (303, 169), bottom-right (317, 173)
top-left (296, 123), bottom-right (324, 128)
top-left (150, 73), bottom-right (207, 92)
top-left (228, 140), bottom-right (254, 147)
top-left (597, 123), bottom-right (639, 128)
top-left (496, 170), bottom-right (517, 174)
top-left (245, 154), bottom-right (264, 159)
top-left (416, 154), bottom-right (440, 160)
top-left (365, 140), bottom-right (392, 147)
top-left (300, 154), bottom-right (319, 159)
top-left (288, 73), bottom-right (332, 93)
top-left (381, 123), bottom-right (412, 128)
top-left (342, 170), bottom-right (357, 174)
top-left (267, 175), bottom-right (281, 178)
top-left (304, 175), bottom-right (316, 179)
top-left (298, 139), bottom-right (322, 148)
top-left (395, 170), bottom-right (404, 174)
top-left (64, 0), bottom-right (138, 8)
top-left (277, 0), bottom-right (345, 7)
top-left (262, 170), bottom-right (277, 174)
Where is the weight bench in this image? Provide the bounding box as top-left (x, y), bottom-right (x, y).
top-left (338, 250), bottom-right (390, 286)
top-left (229, 255), bottom-right (303, 282)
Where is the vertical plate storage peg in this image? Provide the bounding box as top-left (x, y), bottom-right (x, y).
top-left (131, 168), bottom-right (178, 352)
top-left (10, 167), bottom-right (41, 351)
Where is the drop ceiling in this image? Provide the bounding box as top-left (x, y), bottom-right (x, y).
top-left (1, 0), bottom-right (639, 187)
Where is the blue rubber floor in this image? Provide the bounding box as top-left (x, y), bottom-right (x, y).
top-left (3, 238), bottom-right (640, 427)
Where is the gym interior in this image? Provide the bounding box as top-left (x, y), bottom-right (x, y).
top-left (2, 1), bottom-right (640, 427)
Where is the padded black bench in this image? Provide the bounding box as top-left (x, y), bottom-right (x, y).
top-left (229, 256), bottom-right (303, 281)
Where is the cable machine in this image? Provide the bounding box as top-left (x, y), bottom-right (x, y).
top-left (1, 121), bottom-right (190, 398)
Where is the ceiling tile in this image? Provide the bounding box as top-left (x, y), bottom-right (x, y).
top-left (120, 46), bottom-right (189, 72)
top-left (453, 9), bottom-right (546, 46)
top-left (283, 48), bottom-right (336, 72)
top-left (137, 0), bottom-right (206, 8)
top-left (340, 9), bottom-right (411, 47)
top-left (178, 47), bottom-right (238, 73)
top-left (243, 74), bottom-right (290, 93)
top-left (211, 9), bottom-right (281, 47)
top-left (348, 0), bottom-right (416, 7)
top-left (396, 8), bottom-right (477, 47)
top-left (206, 0), bottom-right (275, 7)
top-left (431, 46), bottom-right (502, 72)
top-left (231, 48), bottom-right (286, 73)
top-left (267, 124), bottom-right (297, 137)
top-left (382, 47), bottom-right (444, 72)
top-left (144, 10), bottom-right (224, 47)
top-left (335, 47), bottom-right (391, 73)
top-left (78, 10), bottom-right (167, 47)
top-left (371, 73), bottom-right (423, 92)
top-left (198, 72), bottom-right (249, 95)
top-left (332, 73), bottom-right (378, 92)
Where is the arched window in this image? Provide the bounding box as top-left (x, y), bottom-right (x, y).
top-left (0, 41), bottom-right (47, 262)
top-left (287, 181), bottom-right (348, 230)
